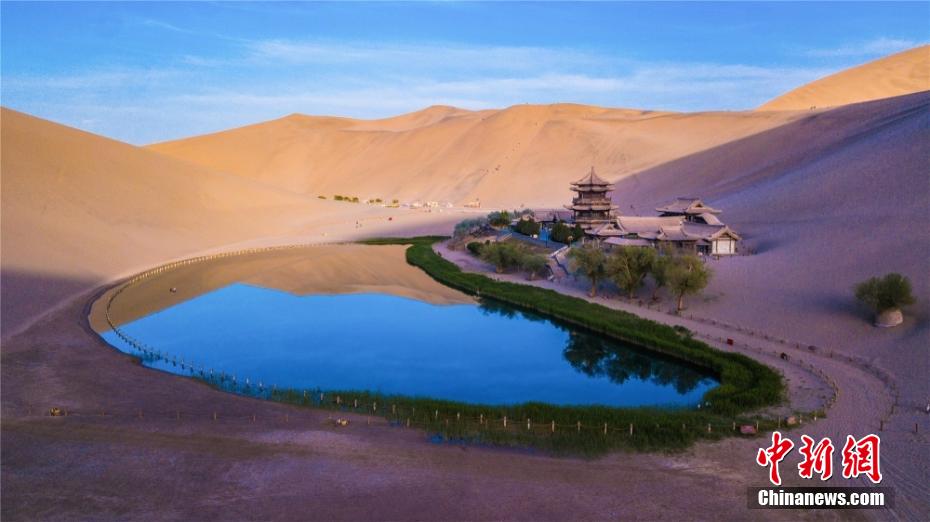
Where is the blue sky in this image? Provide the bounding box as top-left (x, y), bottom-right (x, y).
top-left (2, 2), bottom-right (926, 144)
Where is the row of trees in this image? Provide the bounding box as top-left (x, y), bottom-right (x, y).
top-left (471, 241), bottom-right (550, 280)
top-left (568, 244), bottom-right (712, 311)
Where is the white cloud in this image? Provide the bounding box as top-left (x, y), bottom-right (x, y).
top-left (2, 38), bottom-right (839, 143)
top-left (805, 37), bottom-right (924, 58)
top-left (245, 39), bottom-right (603, 72)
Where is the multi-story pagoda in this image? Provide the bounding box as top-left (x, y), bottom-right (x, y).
top-left (565, 167), bottom-right (618, 229)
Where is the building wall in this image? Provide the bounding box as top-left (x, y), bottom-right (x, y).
top-left (712, 238), bottom-right (736, 255)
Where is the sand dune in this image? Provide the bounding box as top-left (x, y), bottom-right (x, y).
top-left (758, 45), bottom-right (929, 111)
top-left (613, 92), bottom-right (930, 465)
top-left (1, 108), bottom-right (462, 338)
top-left (149, 103), bottom-right (806, 208)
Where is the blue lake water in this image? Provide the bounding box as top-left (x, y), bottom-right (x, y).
top-left (102, 284), bottom-right (717, 408)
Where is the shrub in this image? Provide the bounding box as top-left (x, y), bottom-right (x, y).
top-left (854, 273), bottom-right (915, 313)
top-left (480, 241), bottom-right (527, 273)
top-left (317, 195), bottom-right (327, 200)
top-left (466, 241), bottom-right (484, 256)
top-left (334, 195), bottom-right (344, 201)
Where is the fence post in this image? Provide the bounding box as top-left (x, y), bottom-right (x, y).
top-left (577, 421), bottom-right (582, 433)
top-left (551, 420), bottom-right (555, 433)
top-left (707, 423), bottom-right (712, 433)
top-left (603, 423), bottom-right (608, 435)
top-left (434, 409), bottom-right (438, 420)
top-left (503, 416), bottom-right (508, 428)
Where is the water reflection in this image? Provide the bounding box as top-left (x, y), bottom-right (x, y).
top-left (479, 300), bottom-right (710, 396)
top-left (102, 285), bottom-right (717, 408)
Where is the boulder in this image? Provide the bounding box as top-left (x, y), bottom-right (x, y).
top-left (875, 308), bottom-right (904, 328)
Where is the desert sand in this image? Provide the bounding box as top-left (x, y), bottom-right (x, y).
top-left (2, 47), bottom-right (929, 520)
top-left (759, 45), bottom-right (929, 111)
top-left (148, 104), bottom-right (809, 208)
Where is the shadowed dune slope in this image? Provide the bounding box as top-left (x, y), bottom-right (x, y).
top-left (0, 108), bottom-right (329, 337)
top-left (149, 103), bottom-right (806, 208)
top-left (615, 91), bottom-right (930, 363)
top-left (758, 45), bottom-right (930, 111)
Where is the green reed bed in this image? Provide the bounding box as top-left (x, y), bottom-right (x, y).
top-left (269, 386), bottom-right (808, 455)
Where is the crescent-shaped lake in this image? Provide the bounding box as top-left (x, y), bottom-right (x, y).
top-left (102, 283), bottom-right (718, 407)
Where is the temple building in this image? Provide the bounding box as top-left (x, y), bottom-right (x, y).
top-left (557, 169), bottom-right (741, 256)
top-left (588, 196), bottom-right (741, 256)
top-left (565, 167), bottom-right (618, 229)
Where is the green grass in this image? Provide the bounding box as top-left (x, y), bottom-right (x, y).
top-left (268, 236), bottom-right (786, 455)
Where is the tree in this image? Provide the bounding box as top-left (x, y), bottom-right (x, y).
top-left (480, 241), bottom-right (526, 273)
top-left (667, 255), bottom-right (712, 311)
top-left (606, 246), bottom-right (657, 298)
top-left (854, 273), bottom-right (914, 325)
top-left (521, 253), bottom-right (549, 280)
top-left (550, 221), bottom-right (586, 244)
top-left (514, 217), bottom-right (541, 236)
top-left (487, 210), bottom-right (512, 228)
top-left (649, 244), bottom-right (677, 301)
top-left (452, 217), bottom-right (490, 246)
top-left (568, 243), bottom-right (607, 297)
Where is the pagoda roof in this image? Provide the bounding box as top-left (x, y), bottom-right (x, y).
top-left (564, 202), bottom-right (618, 211)
top-left (570, 167), bottom-right (614, 189)
top-left (655, 197), bottom-right (721, 215)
